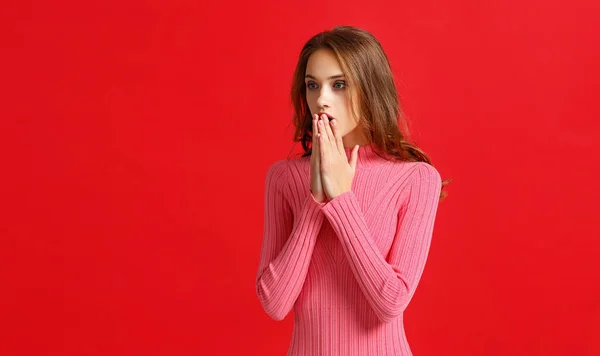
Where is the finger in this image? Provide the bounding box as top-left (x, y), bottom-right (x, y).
top-left (312, 114), bottom-right (320, 153)
top-left (319, 132), bottom-right (327, 166)
top-left (318, 114), bottom-right (332, 150)
top-left (318, 122), bottom-right (328, 149)
top-left (321, 114), bottom-right (336, 152)
top-left (330, 119), bottom-right (345, 155)
top-left (318, 120), bottom-right (328, 163)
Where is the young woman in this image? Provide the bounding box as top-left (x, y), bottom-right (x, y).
top-left (255, 25), bottom-right (450, 356)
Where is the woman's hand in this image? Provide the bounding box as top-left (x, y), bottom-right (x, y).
top-left (310, 114), bottom-right (327, 203)
top-left (317, 114), bottom-right (359, 200)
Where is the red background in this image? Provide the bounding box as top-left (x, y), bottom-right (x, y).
top-left (1, 0), bottom-right (599, 355)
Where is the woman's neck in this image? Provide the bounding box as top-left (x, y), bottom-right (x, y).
top-left (343, 142), bottom-right (389, 168)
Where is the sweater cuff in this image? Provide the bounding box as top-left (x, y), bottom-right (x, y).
top-left (321, 190), bottom-right (356, 217)
top-left (299, 191), bottom-right (327, 221)
top-left (323, 190), bottom-right (355, 210)
top-left (308, 191), bottom-right (327, 208)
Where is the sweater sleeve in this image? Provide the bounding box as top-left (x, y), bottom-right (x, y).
top-left (320, 163), bottom-right (442, 323)
top-left (255, 160), bottom-right (326, 321)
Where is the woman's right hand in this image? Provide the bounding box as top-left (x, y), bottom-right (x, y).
top-left (310, 114), bottom-right (327, 203)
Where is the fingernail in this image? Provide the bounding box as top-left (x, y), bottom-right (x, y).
top-left (331, 120), bottom-right (336, 126)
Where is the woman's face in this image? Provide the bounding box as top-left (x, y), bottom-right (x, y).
top-left (305, 48), bottom-right (364, 147)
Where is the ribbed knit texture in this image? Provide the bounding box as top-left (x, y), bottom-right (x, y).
top-left (255, 143), bottom-right (443, 356)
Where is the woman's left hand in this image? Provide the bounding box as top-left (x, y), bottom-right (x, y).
top-left (317, 114), bottom-right (359, 200)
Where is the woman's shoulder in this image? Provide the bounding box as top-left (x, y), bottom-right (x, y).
top-left (408, 161), bottom-right (441, 180)
top-left (387, 160), bottom-right (442, 188)
top-left (402, 162), bottom-right (443, 194)
top-left (266, 156), bottom-right (309, 182)
top-left (266, 159), bottom-right (291, 180)
top-left (279, 155), bottom-right (311, 176)
top-left (265, 158), bottom-right (309, 202)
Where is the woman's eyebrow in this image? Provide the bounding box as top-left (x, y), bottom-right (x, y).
top-left (305, 74), bottom-right (345, 80)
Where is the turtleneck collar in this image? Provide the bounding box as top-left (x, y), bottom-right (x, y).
top-left (343, 142), bottom-right (390, 168)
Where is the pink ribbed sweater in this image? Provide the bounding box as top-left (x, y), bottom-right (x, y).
top-left (255, 143), bottom-right (442, 356)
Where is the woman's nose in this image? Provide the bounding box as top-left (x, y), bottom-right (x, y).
top-left (317, 88), bottom-right (332, 107)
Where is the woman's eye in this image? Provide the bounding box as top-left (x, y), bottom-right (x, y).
top-left (334, 81), bottom-right (346, 89)
top-left (306, 81), bottom-right (346, 91)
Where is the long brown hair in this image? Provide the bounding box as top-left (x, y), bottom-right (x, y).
top-left (288, 25), bottom-right (451, 200)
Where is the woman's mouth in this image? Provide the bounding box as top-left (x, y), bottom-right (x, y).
top-left (318, 112), bottom-right (335, 120)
